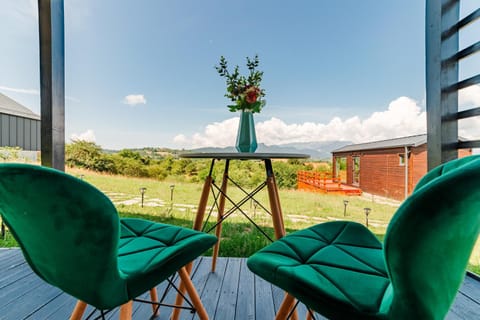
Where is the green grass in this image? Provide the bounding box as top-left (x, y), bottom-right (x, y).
top-left (1, 167), bottom-right (479, 275)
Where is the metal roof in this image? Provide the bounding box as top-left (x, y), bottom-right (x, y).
top-left (0, 93), bottom-right (40, 120)
top-left (332, 134), bottom-right (428, 153)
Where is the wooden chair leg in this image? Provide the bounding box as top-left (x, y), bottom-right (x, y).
top-left (69, 300), bottom-right (87, 320)
top-left (171, 262), bottom-right (192, 320)
top-left (292, 308), bottom-right (299, 320)
top-left (306, 310), bottom-right (314, 320)
top-left (177, 266), bottom-right (209, 320)
top-left (119, 301), bottom-right (133, 320)
top-left (275, 293), bottom-right (297, 320)
top-left (150, 287), bottom-right (159, 316)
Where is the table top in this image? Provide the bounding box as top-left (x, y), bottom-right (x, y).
top-left (179, 152), bottom-right (310, 160)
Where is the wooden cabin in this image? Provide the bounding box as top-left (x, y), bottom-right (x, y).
top-left (331, 134), bottom-right (472, 201)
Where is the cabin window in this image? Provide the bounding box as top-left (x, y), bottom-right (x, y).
top-left (399, 154), bottom-right (405, 166)
top-left (352, 156), bottom-right (360, 186)
top-left (335, 157), bottom-right (347, 183)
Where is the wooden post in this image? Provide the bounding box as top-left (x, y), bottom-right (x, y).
top-left (38, 0), bottom-right (65, 171)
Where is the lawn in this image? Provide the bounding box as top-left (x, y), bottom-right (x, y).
top-left (1, 167), bottom-right (479, 274)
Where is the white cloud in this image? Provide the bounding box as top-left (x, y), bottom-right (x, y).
top-left (458, 85), bottom-right (480, 140)
top-left (173, 118), bottom-right (238, 148)
top-left (70, 129), bottom-right (96, 143)
top-left (459, 85), bottom-right (480, 108)
top-left (173, 96), bottom-right (428, 149)
top-left (123, 94), bottom-right (146, 106)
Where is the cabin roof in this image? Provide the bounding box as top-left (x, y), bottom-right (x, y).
top-left (332, 134), bottom-right (428, 153)
top-left (0, 93), bottom-right (40, 120)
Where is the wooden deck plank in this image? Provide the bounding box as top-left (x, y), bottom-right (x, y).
top-left (108, 260), bottom-right (204, 320)
top-left (154, 260), bottom-right (207, 320)
top-left (194, 256), bottom-right (228, 319)
top-left (179, 257), bottom-right (213, 320)
top-left (214, 257), bottom-right (241, 320)
top-left (0, 248), bottom-right (10, 256)
top-left (0, 262), bottom-right (31, 290)
top-left (23, 293), bottom-right (77, 320)
top-left (0, 273), bottom-right (45, 309)
top-left (0, 281), bottom-right (62, 320)
top-left (448, 291), bottom-right (480, 319)
top-left (462, 274), bottom-right (480, 303)
top-left (0, 249), bottom-right (479, 319)
top-left (254, 274), bottom-right (276, 319)
top-left (235, 259), bottom-right (255, 320)
top-left (153, 274), bottom-right (189, 320)
top-left (0, 249), bottom-right (25, 270)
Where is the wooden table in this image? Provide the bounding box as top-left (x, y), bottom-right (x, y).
top-left (171, 152), bottom-right (309, 320)
top-left (179, 152), bottom-right (310, 271)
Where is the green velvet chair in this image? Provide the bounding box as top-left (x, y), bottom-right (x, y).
top-left (0, 163), bottom-right (217, 320)
top-left (247, 155), bottom-right (480, 320)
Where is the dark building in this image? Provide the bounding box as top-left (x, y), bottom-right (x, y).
top-left (0, 93), bottom-right (40, 151)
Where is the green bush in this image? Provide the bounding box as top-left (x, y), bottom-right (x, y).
top-left (64, 141), bottom-right (330, 189)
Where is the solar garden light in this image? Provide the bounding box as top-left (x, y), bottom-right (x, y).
top-left (1, 221), bottom-right (5, 240)
top-left (343, 200), bottom-right (349, 216)
top-left (139, 187), bottom-right (147, 208)
top-left (252, 199), bottom-right (259, 217)
top-left (170, 184), bottom-right (175, 202)
top-left (364, 207), bottom-right (371, 227)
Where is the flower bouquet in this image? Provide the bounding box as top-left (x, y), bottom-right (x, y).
top-left (215, 55), bottom-right (266, 152)
top-left (215, 55), bottom-right (266, 113)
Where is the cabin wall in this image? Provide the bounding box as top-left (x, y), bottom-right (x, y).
top-left (332, 145), bottom-right (472, 201)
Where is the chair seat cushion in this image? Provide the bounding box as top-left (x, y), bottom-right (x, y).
top-left (118, 218), bottom-right (217, 299)
top-left (247, 221), bottom-right (391, 319)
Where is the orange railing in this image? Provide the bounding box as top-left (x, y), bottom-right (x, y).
top-left (297, 171), bottom-right (362, 195)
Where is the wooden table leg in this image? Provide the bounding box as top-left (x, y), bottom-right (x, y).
top-left (193, 176), bottom-right (214, 231)
top-left (265, 159), bottom-right (286, 239)
top-left (212, 160), bottom-right (229, 272)
top-left (173, 161), bottom-right (215, 320)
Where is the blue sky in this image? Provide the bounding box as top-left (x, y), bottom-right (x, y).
top-left (1, 1), bottom-right (479, 150)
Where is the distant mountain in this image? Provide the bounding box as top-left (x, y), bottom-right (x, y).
top-left (103, 141), bottom-right (352, 160)
top-left (191, 141), bottom-right (351, 160)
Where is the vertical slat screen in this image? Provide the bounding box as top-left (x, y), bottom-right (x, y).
top-left (426, 0), bottom-right (480, 170)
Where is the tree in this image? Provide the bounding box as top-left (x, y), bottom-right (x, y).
top-left (65, 140), bottom-right (102, 169)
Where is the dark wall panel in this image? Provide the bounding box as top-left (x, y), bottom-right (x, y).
top-left (0, 114), bottom-right (40, 151)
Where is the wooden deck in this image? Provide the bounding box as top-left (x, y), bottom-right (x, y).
top-left (1, 248), bottom-right (479, 319)
top-left (297, 171), bottom-right (362, 196)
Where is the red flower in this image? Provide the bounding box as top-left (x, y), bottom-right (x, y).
top-left (245, 86), bottom-right (260, 104)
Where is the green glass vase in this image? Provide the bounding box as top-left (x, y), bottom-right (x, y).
top-left (236, 110), bottom-right (257, 153)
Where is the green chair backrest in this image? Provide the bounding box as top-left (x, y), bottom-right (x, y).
top-left (384, 155), bottom-right (480, 319)
top-left (0, 164), bottom-right (125, 305)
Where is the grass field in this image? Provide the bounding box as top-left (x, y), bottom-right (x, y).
top-left (1, 167), bottom-right (478, 274)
